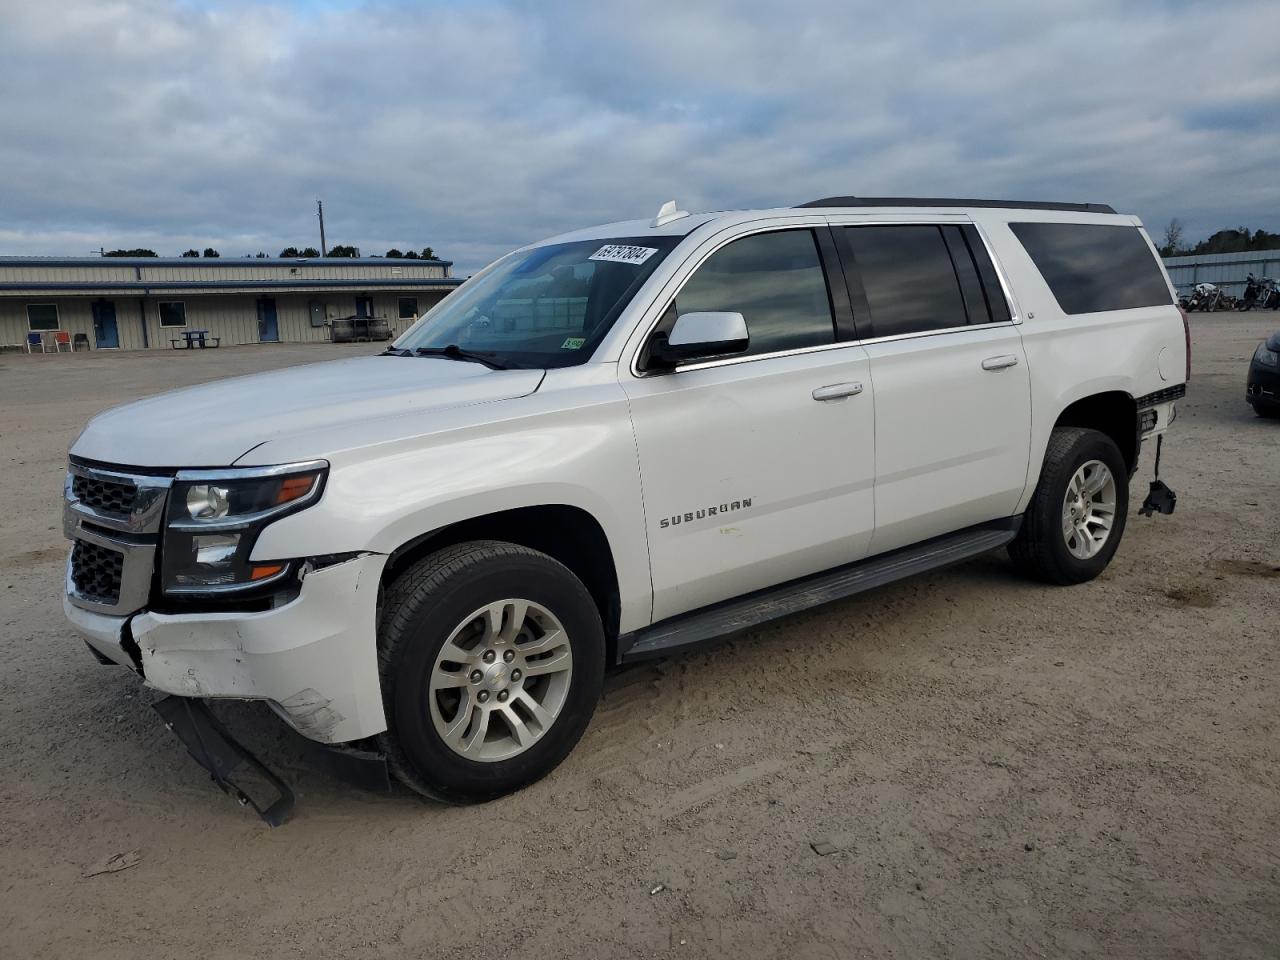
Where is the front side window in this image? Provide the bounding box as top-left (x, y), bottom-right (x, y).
top-left (396, 235), bottom-right (680, 369)
top-left (1010, 222), bottom-right (1172, 315)
top-left (669, 229), bottom-right (835, 358)
top-left (27, 303), bottom-right (59, 331)
top-left (158, 302), bottom-right (186, 327)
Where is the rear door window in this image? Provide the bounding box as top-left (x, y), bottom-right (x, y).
top-left (843, 225), bottom-right (967, 338)
top-left (672, 229), bottom-right (836, 357)
top-left (1009, 222), bottom-right (1172, 314)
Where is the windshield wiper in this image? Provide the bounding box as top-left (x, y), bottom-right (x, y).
top-left (380, 346), bottom-right (412, 357)
top-left (412, 344), bottom-right (514, 370)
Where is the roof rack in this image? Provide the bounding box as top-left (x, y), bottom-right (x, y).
top-left (796, 196), bottom-right (1117, 214)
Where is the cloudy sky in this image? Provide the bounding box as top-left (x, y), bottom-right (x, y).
top-left (1, 0), bottom-right (1277, 270)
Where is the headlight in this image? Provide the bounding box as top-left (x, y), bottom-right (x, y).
top-left (161, 461), bottom-right (327, 595)
top-left (1256, 344), bottom-right (1279, 367)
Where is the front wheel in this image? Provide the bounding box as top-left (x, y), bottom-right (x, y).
top-left (1009, 427), bottom-right (1129, 585)
top-left (376, 541), bottom-right (605, 803)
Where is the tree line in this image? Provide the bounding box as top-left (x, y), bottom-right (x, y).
top-left (1160, 220), bottom-right (1280, 258)
top-left (102, 245), bottom-right (439, 259)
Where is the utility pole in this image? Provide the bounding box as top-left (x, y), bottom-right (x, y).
top-left (316, 199), bottom-right (327, 257)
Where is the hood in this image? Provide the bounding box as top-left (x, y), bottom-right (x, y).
top-left (71, 355), bottom-right (545, 467)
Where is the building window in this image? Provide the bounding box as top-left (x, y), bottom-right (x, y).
top-left (26, 303), bottom-right (60, 331)
top-left (398, 297), bottom-right (419, 320)
top-left (158, 302), bottom-right (187, 327)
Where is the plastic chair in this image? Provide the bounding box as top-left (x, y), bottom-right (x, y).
top-left (26, 332), bottom-right (45, 353)
top-left (53, 331), bottom-right (72, 353)
top-left (73, 333), bottom-right (90, 351)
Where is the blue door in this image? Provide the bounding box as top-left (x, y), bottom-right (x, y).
top-left (257, 298), bottom-right (279, 342)
top-left (91, 301), bottom-right (119, 348)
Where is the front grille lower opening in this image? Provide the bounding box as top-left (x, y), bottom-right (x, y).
top-left (71, 540), bottom-right (125, 604)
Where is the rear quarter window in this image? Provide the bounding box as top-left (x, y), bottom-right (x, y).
top-left (1009, 222), bottom-right (1172, 315)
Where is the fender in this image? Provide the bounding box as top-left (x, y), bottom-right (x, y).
top-left (246, 376), bottom-right (654, 632)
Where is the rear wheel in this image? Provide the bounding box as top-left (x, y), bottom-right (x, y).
top-left (376, 541), bottom-right (605, 803)
top-left (1254, 404), bottom-right (1280, 420)
top-left (1009, 427), bottom-right (1129, 585)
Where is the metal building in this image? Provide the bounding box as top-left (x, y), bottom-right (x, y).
top-left (1162, 251), bottom-right (1280, 296)
top-left (0, 256), bottom-right (463, 351)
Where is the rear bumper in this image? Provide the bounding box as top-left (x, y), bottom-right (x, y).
top-left (63, 553), bottom-right (388, 744)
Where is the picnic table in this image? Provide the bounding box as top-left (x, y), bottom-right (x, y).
top-left (170, 329), bottom-right (220, 349)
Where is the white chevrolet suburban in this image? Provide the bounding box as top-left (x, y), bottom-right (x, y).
top-left (64, 198), bottom-right (1189, 810)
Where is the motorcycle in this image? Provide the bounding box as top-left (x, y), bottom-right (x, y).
top-left (1188, 282), bottom-right (1223, 312)
top-left (1238, 274), bottom-right (1279, 311)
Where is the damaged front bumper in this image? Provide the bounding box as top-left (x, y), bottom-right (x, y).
top-left (64, 552), bottom-right (389, 745)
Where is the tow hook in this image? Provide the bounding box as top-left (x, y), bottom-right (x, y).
top-left (1139, 434), bottom-right (1177, 517)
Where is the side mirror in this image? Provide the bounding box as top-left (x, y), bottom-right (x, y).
top-left (648, 312), bottom-right (749, 368)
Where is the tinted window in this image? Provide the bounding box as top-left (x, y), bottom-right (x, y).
top-left (158, 302), bottom-right (186, 327)
top-left (26, 303), bottom-right (59, 331)
top-left (674, 230), bottom-right (834, 357)
top-left (965, 225), bottom-right (1011, 323)
top-left (845, 225), bottom-right (968, 337)
top-left (1010, 222), bottom-right (1172, 314)
top-left (942, 225), bottom-right (988, 324)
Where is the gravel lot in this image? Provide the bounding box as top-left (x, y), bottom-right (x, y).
top-left (1, 317), bottom-right (1277, 959)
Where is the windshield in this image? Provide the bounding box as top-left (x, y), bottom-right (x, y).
top-left (394, 236), bottom-right (681, 369)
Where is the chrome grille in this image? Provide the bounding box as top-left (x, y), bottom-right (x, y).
top-left (64, 461), bottom-right (172, 615)
top-left (71, 474), bottom-right (137, 517)
top-left (70, 540), bottom-right (125, 604)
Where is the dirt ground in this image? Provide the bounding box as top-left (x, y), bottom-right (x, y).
top-left (1, 318), bottom-right (1277, 959)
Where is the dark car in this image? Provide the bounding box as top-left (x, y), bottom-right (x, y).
top-left (1247, 330), bottom-right (1280, 418)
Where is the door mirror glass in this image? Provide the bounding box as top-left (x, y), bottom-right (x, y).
top-left (649, 311), bottom-right (749, 368)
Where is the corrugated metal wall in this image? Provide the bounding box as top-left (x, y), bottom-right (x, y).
top-left (0, 258), bottom-right (449, 285)
top-left (1163, 251), bottom-right (1280, 294)
top-left (0, 290), bottom-right (451, 351)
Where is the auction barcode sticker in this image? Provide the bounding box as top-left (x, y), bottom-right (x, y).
top-left (589, 244), bottom-right (658, 266)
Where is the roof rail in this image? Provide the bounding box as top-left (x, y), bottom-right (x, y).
top-left (796, 196), bottom-right (1117, 214)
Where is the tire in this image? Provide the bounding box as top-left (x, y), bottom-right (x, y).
top-left (1254, 404), bottom-right (1280, 420)
top-left (376, 540), bottom-right (605, 803)
top-left (1009, 427), bottom-right (1129, 585)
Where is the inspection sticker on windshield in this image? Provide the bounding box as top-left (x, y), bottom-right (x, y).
top-left (589, 244), bottom-right (658, 266)
top-left (561, 337), bottom-right (586, 350)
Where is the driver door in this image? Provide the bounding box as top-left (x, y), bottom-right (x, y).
top-left (621, 227), bottom-right (876, 623)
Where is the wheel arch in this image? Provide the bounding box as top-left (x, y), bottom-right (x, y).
top-left (1052, 390), bottom-right (1138, 475)
top-left (381, 504), bottom-right (622, 656)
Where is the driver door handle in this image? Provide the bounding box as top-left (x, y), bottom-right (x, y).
top-left (981, 354), bottom-right (1019, 371)
top-left (812, 382), bottom-right (864, 402)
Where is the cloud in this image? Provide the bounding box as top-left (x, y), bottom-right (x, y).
top-left (0, 0), bottom-right (1276, 268)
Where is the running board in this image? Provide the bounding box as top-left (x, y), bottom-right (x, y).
top-left (618, 518), bottom-right (1020, 663)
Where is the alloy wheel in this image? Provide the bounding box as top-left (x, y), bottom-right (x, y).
top-left (1061, 459), bottom-right (1117, 560)
top-left (428, 599), bottom-right (573, 762)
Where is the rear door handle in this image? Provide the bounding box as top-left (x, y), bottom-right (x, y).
top-left (812, 382), bottom-right (864, 402)
top-left (981, 354), bottom-right (1019, 371)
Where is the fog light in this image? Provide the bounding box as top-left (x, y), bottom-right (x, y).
top-left (193, 533), bottom-right (239, 565)
top-left (187, 484), bottom-right (231, 519)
